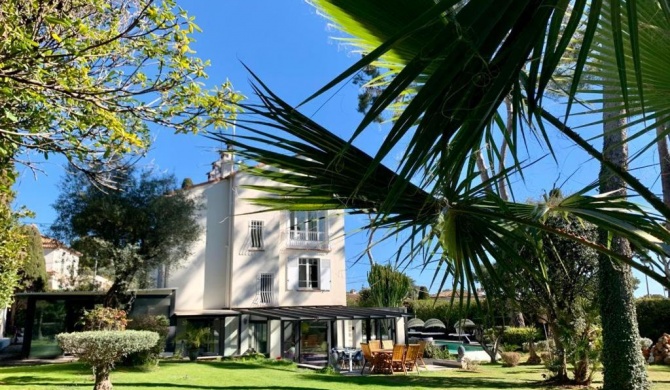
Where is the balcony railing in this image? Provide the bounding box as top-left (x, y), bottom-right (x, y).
top-left (287, 230), bottom-right (329, 250)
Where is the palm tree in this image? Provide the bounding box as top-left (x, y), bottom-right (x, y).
top-left (213, 1), bottom-right (670, 387)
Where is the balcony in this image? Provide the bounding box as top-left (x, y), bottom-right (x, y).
top-left (286, 230), bottom-right (329, 251)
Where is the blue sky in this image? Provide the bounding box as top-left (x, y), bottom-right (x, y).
top-left (14, 1), bottom-right (667, 296)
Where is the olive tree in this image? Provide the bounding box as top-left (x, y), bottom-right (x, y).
top-left (58, 330), bottom-right (159, 390)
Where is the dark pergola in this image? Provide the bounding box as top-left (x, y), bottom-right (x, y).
top-left (236, 305), bottom-right (408, 321)
top-left (236, 305), bottom-right (409, 360)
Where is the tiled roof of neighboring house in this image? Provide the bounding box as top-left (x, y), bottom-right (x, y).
top-left (433, 289), bottom-right (486, 300)
top-left (41, 235), bottom-right (82, 256)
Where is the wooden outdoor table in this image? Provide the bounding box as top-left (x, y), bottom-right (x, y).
top-left (371, 349), bottom-right (394, 374)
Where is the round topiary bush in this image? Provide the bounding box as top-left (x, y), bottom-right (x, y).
top-left (57, 330), bottom-right (159, 390)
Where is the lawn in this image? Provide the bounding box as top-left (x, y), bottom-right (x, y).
top-left (1, 359), bottom-right (670, 390)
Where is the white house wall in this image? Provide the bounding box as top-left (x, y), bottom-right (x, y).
top-left (230, 172), bottom-right (346, 308)
top-left (43, 248), bottom-right (79, 290)
top-left (169, 181), bottom-right (227, 311)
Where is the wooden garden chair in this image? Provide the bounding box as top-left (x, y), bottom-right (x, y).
top-left (417, 340), bottom-right (428, 369)
top-left (369, 340), bottom-right (382, 353)
top-left (360, 343), bottom-right (375, 374)
top-left (381, 339), bottom-right (394, 350)
top-left (403, 344), bottom-right (421, 375)
top-left (390, 344), bottom-right (407, 374)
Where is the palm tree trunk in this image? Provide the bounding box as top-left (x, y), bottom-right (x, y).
top-left (476, 96), bottom-right (525, 327)
top-left (598, 95), bottom-right (650, 390)
top-left (656, 123), bottom-right (670, 297)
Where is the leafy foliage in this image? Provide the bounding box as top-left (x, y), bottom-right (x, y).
top-left (212, 2), bottom-right (670, 389)
top-left (367, 264), bottom-right (412, 307)
top-left (57, 330), bottom-right (159, 390)
top-left (51, 168), bottom-right (200, 308)
top-left (503, 327), bottom-right (542, 347)
top-left (0, 0), bottom-right (242, 181)
top-left (423, 343), bottom-right (452, 360)
top-left (18, 225), bottom-right (48, 292)
top-left (177, 322), bottom-right (211, 350)
top-left (81, 306), bottom-right (128, 331)
top-left (636, 298), bottom-right (670, 341)
top-left (121, 315), bottom-right (170, 368)
top-left (407, 299), bottom-right (489, 328)
top-left (0, 178), bottom-right (29, 308)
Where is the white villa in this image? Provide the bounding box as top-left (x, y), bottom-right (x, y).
top-left (163, 150), bottom-right (407, 363)
top-left (41, 236), bottom-right (80, 290)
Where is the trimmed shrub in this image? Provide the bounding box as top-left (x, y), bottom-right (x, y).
top-left (503, 326), bottom-right (541, 346)
top-left (500, 351), bottom-right (521, 367)
top-left (461, 357), bottom-right (480, 371)
top-left (636, 298), bottom-right (670, 341)
top-left (121, 315), bottom-right (169, 368)
top-left (58, 330), bottom-right (158, 390)
top-left (81, 306), bottom-right (128, 331)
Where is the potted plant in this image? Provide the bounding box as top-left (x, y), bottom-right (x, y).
top-left (177, 323), bottom-right (210, 361)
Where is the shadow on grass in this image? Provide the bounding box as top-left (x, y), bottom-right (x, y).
top-left (297, 373), bottom-right (543, 389)
top-left (0, 376), bottom-right (90, 387)
top-left (187, 360), bottom-right (299, 373)
top-left (0, 362), bottom-right (89, 375)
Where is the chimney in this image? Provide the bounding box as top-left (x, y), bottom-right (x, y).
top-left (207, 144), bottom-right (235, 181)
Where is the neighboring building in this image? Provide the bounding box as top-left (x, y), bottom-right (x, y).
top-left (164, 150), bottom-right (407, 363)
top-left (41, 236), bottom-right (80, 290)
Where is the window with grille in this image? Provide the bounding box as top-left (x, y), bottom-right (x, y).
top-left (259, 273), bottom-right (273, 304)
top-left (249, 220), bottom-right (264, 249)
top-left (298, 258), bottom-right (320, 289)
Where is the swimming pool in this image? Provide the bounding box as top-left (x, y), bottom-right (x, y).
top-left (433, 340), bottom-right (485, 355)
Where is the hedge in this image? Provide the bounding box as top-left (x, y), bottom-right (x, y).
top-left (406, 299), bottom-right (501, 330)
top-left (503, 326), bottom-right (542, 347)
top-left (121, 315), bottom-right (170, 368)
top-left (636, 298), bottom-right (670, 341)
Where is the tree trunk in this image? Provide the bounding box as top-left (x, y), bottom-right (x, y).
top-left (655, 123), bottom-right (670, 297)
top-left (598, 95), bottom-right (650, 390)
top-left (103, 268), bottom-right (136, 310)
top-left (549, 322), bottom-right (570, 383)
top-left (94, 366), bottom-right (113, 390)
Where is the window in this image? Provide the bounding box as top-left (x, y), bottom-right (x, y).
top-left (289, 211), bottom-right (326, 242)
top-left (259, 273), bottom-right (273, 304)
top-left (287, 257), bottom-right (331, 291)
top-left (298, 258), bottom-right (320, 289)
top-left (249, 220), bottom-right (264, 249)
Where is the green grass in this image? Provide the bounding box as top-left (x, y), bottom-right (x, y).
top-left (0, 359), bottom-right (669, 389)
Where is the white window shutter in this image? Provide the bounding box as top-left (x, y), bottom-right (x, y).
top-left (320, 258), bottom-right (331, 291)
top-left (287, 257), bottom-right (299, 290)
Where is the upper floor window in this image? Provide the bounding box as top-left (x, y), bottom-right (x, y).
top-left (288, 211), bottom-right (327, 246)
top-left (249, 220), bottom-right (264, 249)
top-left (298, 258), bottom-right (319, 289)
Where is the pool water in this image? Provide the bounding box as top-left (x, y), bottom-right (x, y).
top-left (434, 340), bottom-right (485, 355)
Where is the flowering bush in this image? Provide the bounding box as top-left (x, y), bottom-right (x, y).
top-left (58, 330), bottom-right (158, 390)
top-left (82, 306), bottom-right (128, 331)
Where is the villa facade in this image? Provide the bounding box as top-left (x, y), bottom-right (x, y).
top-left (164, 151), bottom-right (406, 362)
